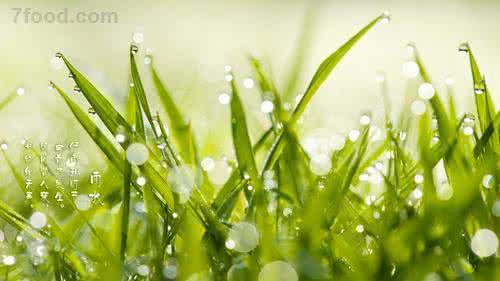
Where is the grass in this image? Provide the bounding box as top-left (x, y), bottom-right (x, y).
top-left (0, 12), bottom-right (499, 281)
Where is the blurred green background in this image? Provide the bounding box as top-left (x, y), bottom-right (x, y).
top-left (1, 0), bottom-right (499, 157)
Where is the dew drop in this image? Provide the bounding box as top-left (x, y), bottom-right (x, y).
top-left (375, 73), bottom-right (385, 83)
top-left (3, 256), bottom-right (16, 266)
top-left (414, 174), bottom-right (424, 184)
top-left (29, 212), bottom-right (47, 229)
top-left (458, 42), bottom-right (470, 53)
top-left (201, 157), bottom-right (215, 171)
top-left (225, 239), bottom-right (235, 250)
top-left (310, 154), bottom-right (331, 176)
top-left (261, 100), bottom-right (274, 113)
top-left (163, 259), bottom-right (177, 279)
top-left (137, 264), bottom-right (150, 276)
top-left (51, 56), bottom-right (64, 70)
top-left (207, 159), bottom-right (232, 185)
top-left (348, 130), bottom-right (360, 142)
top-left (227, 222), bottom-right (259, 253)
top-left (136, 176), bottom-right (147, 187)
top-left (462, 126), bottom-right (474, 136)
top-left (243, 77), bottom-right (255, 89)
top-left (75, 194), bottom-right (92, 211)
top-left (380, 11), bottom-right (391, 24)
top-left (115, 133), bottom-right (126, 144)
top-left (16, 87), bottom-right (25, 96)
top-left (131, 45), bottom-right (139, 54)
top-left (418, 83), bottom-right (435, 100)
top-left (227, 263), bottom-right (249, 281)
top-left (492, 201), bottom-right (500, 217)
top-left (359, 114), bottom-right (371, 125)
top-left (218, 92), bottom-right (231, 105)
top-left (402, 61), bottom-right (419, 78)
top-left (445, 78), bottom-right (454, 86)
top-left (474, 82), bottom-right (485, 95)
top-left (406, 43), bottom-right (415, 55)
top-left (132, 32), bottom-right (144, 44)
top-left (482, 174), bottom-right (494, 189)
top-left (356, 224), bottom-right (365, 233)
top-left (126, 143), bottom-right (149, 165)
top-left (258, 261), bottom-right (298, 281)
top-left (167, 165), bottom-right (195, 202)
top-left (470, 229), bottom-right (498, 257)
top-left (283, 207), bottom-right (293, 217)
top-left (411, 100), bottom-right (426, 115)
top-left (424, 272), bottom-right (442, 281)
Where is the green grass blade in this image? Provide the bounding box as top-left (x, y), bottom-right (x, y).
top-left (149, 57), bottom-right (198, 165)
top-left (120, 158), bottom-right (132, 263)
top-left (282, 4), bottom-right (318, 101)
top-left (464, 43), bottom-right (496, 132)
top-left (229, 73), bottom-right (263, 200)
top-left (411, 44), bottom-right (453, 144)
top-left (52, 82), bottom-right (175, 207)
top-left (60, 54), bottom-right (132, 136)
top-left (290, 14), bottom-right (386, 124)
top-left (0, 93), bottom-right (17, 112)
top-left (130, 46), bottom-right (156, 130)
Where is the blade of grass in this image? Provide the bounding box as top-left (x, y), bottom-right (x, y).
top-left (261, 14), bottom-right (387, 174)
top-left (0, 92), bottom-right (17, 112)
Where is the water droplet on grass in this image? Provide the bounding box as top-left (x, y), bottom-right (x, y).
top-left (458, 42), bottom-right (469, 53)
top-left (402, 61), bottom-right (419, 78)
top-left (471, 229), bottom-right (498, 257)
top-left (126, 143), bottom-right (149, 165)
top-left (227, 222), bottom-right (259, 253)
top-left (310, 154), bottom-right (331, 176)
top-left (3, 256), bottom-right (16, 266)
top-left (218, 92), bottom-right (231, 105)
top-left (258, 261), bottom-right (298, 281)
top-left (243, 77), bottom-right (255, 89)
top-left (261, 100), bottom-right (274, 113)
top-left (29, 212), bottom-right (47, 229)
top-left (381, 11), bottom-right (391, 24)
top-left (482, 174), bottom-right (494, 189)
top-left (411, 100), bottom-right (426, 115)
top-left (418, 83), bottom-right (435, 100)
top-left (75, 194), bottom-right (92, 211)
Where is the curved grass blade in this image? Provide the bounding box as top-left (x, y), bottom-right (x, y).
top-left (52, 82), bottom-right (175, 207)
top-left (411, 44), bottom-right (453, 144)
top-left (130, 46), bottom-right (155, 130)
top-left (249, 57), bottom-right (287, 126)
top-left (282, 4), bottom-right (318, 101)
top-left (0, 92), bottom-right (17, 112)
top-left (229, 73), bottom-right (263, 204)
top-left (120, 158), bottom-right (131, 263)
top-left (290, 13), bottom-right (386, 124)
top-left (0, 200), bottom-right (46, 240)
top-left (59, 54), bottom-right (132, 136)
top-left (464, 43), bottom-right (495, 132)
top-left (211, 127), bottom-right (273, 218)
top-left (261, 14), bottom-right (387, 174)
